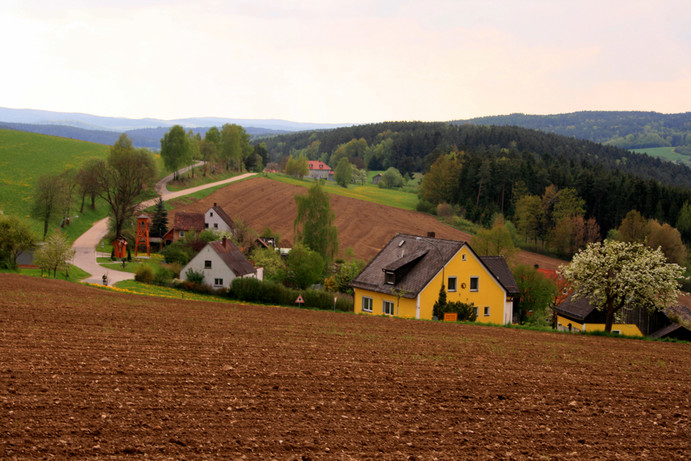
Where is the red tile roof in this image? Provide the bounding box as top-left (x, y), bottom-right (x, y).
top-left (307, 160), bottom-right (331, 171)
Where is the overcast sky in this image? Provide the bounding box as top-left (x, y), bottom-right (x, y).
top-left (2, 0), bottom-right (689, 124)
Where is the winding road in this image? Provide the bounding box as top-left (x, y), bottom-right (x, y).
top-left (72, 165), bottom-right (256, 285)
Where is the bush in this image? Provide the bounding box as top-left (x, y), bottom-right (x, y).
top-left (162, 243), bottom-right (193, 265)
top-left (135, 264), bottom-right (155, 284)
top-left (444, 301), bottom-right (478, 322)
top-left (416, 199), bottom-right (436, 214)
top-left (185, 268), bottom-right (205, 284)
top-left (153, 265), bottom-right (174, 285)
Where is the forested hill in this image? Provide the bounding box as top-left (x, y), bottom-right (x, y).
top-left (257, 121), bottom-right (691, 234)
top-left (452, 111), bottom-right (691, 149)
top-left (259, 121), bottom-right (691, 189)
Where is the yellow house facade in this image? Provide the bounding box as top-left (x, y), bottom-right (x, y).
top-left (350, 234), bottom-right (519, 323)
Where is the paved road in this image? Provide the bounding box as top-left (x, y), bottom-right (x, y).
top-left (72, 168), bottom-right (256, 285)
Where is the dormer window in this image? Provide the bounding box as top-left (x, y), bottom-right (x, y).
top-left (384, 271), bottom-right (395, 285)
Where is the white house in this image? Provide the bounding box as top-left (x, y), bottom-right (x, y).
top-left (307, 160), bottom-right (334, 181)
top-left (180, 237), bottom-right (261, 289)
top-left (204, 203), bottom-right (235, 234)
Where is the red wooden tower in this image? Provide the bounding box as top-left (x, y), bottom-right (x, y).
top-left (135, 214), bottom-right (150, 257)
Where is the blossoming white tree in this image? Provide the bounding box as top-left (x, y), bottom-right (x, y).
top-left (559, 239), bottom-right (684, 333)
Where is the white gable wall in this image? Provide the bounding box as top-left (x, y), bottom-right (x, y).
top-left (181, 245), bottom-right (239, 289)
top-left (205, 208), bottom-right (233, 234)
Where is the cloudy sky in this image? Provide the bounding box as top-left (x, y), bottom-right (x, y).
top-left (2, 0), bottom-right (689, 123)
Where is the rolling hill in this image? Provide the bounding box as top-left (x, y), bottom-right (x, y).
top-left (0, 129), bottom-right (109, 235)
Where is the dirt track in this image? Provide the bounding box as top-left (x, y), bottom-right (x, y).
top-left (170, 176), bottom-right (565, 269)
top-left (0, 273), bottom-right (689, 459)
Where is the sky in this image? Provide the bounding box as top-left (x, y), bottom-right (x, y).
top-left (2, 0), bottom-right (690, 124)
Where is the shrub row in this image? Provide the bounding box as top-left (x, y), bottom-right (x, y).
top-left (229, 277), bottom-right (353, 312)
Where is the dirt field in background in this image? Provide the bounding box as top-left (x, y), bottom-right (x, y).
top-left (0, 273), bottom-right (689, 459)
top-left (169, 176), bottom-right (565, 270)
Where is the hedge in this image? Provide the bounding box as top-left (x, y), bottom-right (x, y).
top-left (229, 277), bottom-right (353, 312)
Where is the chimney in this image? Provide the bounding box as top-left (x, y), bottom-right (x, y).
top-left (427, 231), bottom-right (436, 238)
top-left (222, 236), bottom-right (227, 248)
top-left (214, 202), bottom-right (217, 207)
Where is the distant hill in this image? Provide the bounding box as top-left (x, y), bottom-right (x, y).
top-left (0, 122), bottom-right (285, 150)
top-left (0, 107), bottom-right (351, 149)
top-left (452, 111), bottom-right (691, 150)
top-left (0, 107), bottom-right (348, 132)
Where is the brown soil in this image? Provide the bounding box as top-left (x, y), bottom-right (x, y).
top-left (171, 176), bottom-right (565, 270)
top-left (1, 273), bottom-right (689, 459)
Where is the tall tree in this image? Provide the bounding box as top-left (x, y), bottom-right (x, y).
top-left (334, 158), bottom-right (353, 187)
top-left (294, 183), bottom-right (338, 263)
top-left (76, 158), bottom-right (102, 212)
top-left (160, 125), bottom-right (191, 180)
top-left (559, 240), bottom-right (683, 333)
top-left (32, 173), bottom-right (68, 240)
top-left (150, 196), bottom-right (168, 238)
top-left (513, 264), bottom-right (558, 326)
top-left (676, 201), bottom-right (691, 243)
top-left (221, 123), bottom-right (252, 171)
top-left (96, 134), bottom-right (157, 238)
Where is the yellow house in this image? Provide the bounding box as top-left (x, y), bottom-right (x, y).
top-left (350, 233), bottom-right (519, 323)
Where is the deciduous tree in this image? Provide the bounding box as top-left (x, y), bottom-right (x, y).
top-left (32, 173), bottom-right (68, 240)
top-left (334, 158), bottom-right (353, 187)
top-left (0, 215), bottom-right (35, 269)
top-left (96, 134), bottom-right (157, 238)
top-left (160, 125), bottom-right (191, 180)
top-left (34, 233), bottom-right (75, 278)
top-left (294, 183), bottom-right (338, 263)
top-left (559, 240), bottom-right (683, 333)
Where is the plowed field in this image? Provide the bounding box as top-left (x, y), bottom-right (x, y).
top-left (169, 176), bottom-right (565, 270)
top-left (1, 273), bottom-right (689, 459)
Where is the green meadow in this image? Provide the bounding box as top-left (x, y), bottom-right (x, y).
top-left (266, 172), bottom-right (419, 211)
top-left (631, 147), bottom-right (691, 168)
top-left (0, 129), bottom-right (109, 230)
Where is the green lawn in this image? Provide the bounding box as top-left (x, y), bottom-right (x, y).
top-left (267, 173), bottom-right (419, 211)
top-left (1, 264), bottom-right (90, 282)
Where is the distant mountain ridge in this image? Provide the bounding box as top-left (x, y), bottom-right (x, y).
top-left (0, 107), bottom-right (350, 148)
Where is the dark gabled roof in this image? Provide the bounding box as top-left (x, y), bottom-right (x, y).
top-left (209, 239), bottom-right (256, 277)
top-left (210, 205), bottom-right (235, 229)
top-left (480, 256), bottom-right (520, 296)
top-left (350, 234), bottom-right (465, 299)
top-left (554, 294), bottom-right (598, 322)
top-left (172, 212), bottom-right (205, 232)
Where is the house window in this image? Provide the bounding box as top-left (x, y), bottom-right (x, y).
top-left (484, 306), bottom-right (490, 316)
top-left (473, 307), bottom-right (479, 317)
top-left (210, 212), bottom-right (214, 217)
top-left (383, 300), bottom-right (394, 315)
top-left (214, 278), bottom-right (223, 286)
top-left (204, 260), bottom-right (212, 269)
top-left (362, 297), bottom-right (373, 313)
top-left (180, 230), bottom-right (185, 237)
top-left (470, 276), bottom-right (479, 291)
top-left (204, 223), bottom-right (209, 229)
top-left (462, 254), bottom-right (466, 261)
top-left (447, 276), bottom-right (457, 292)
top-left (612, 330), bottom-right (621, 335)
top-left (384, 271), bottom-right (395, 285)
top-left (214, 223), bottom-right (218, 229)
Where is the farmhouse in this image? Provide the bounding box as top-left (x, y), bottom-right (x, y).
top-left (162, 212), bottom-right (205, 245)
top-left (307, 160), bottom-right (334, 181)
top-left (350, 233), bottom-right (519, 323)
top-left (555, 295), bottom-right (691, 340)
top-left (372, 173), bottom-right (383, 185)
top-left (204, 203), bottom-right (234, 234)
top-left (180, 236), bottom-right (260, 289)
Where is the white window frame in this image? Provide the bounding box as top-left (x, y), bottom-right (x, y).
top-left (470, 276), bottom-right (479, 292)
top-left (484, 306), bottom-right (490, 316)
top-left (383, 300), bottom-right (394, 315)
top-left (473, 307), bottom-right (479, 317)
top-left (214, 278), bottom-right (223, 286)
top-left (447, 276), bottom-right (457, 292)
top-left (362, 296), bottom-right (373, 313)
top-left (204, 260), bottom-right (212, 269)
